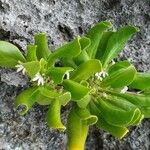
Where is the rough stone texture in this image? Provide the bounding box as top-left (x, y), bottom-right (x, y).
top-left (0, 0), bottom-right (150, 149)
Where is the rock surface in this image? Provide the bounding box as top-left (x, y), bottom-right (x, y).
top-left (0, 0), bottom-right (150, 149)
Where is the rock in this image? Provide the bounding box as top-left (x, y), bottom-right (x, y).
top-left (0, 0), bottom-right (150, 149)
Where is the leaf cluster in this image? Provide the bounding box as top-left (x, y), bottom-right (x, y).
top-left (0, 21), bottom-right (150, 150)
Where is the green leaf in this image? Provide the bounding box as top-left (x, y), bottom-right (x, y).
top-left (129, 72), bottom-right (150, 90)
top-left (86, 21), bottom-right (112, 58)
top-left (73, 37), bottom-right (91, 65)
top-left (35, 87), bottom-right (57, 105)
top-left (48, 37), bottom-right (81, 66)
top-left (38, 87), bottom-right (59, 99)
top-left (96, 31), bottom-right (114, 60)
top-left (101, 64), bottom-right (136, 88)
top-left (0, 41), bottom-right (26, 67)
top-left (15, 87), bottom-right (38, 115)
top-left (95, 97), bottom-right (141, 126)
top-left (96, 116), bottom-right (129, 139)
top-left (89, 100), bottom-right (128, 138)
top-left (102, 26), bottom-right (139, 67)
top-left (108, 91), bottom-right (150, 118)
top-left (26, 44), bottom-right (37, 61)
top-left (36, 87), bottom-right (71, 106)
top-left (39, 58), bottom-right (47, 73)
top-left (108, 60), bottom-right (131, 75)
top-left (77, 94), bottom-right (91, 108)
top-left (75, 106), bottom-right (98, 125)
top-left (35, 33), bottom-right (50, 60)
top-left (46, 99), bottom-right (66, 131)
top-left (57, 92), bottom-right (71, 106)
top-left (67, 107), bottom-right (90, 150)
top-left (22, 61), bottom-right (40, 78)
top-left (63, 79), bottom-right (89, 100)
top-left (71, 59), bottom-right (102, 82)
top-left (46, 67), bottom-right (74, 84)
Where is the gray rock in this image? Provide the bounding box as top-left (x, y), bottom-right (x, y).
top-left (0, 0), bottom-right (150, 149)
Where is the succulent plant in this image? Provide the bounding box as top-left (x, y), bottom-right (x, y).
top-left (0, 21), bottom-right (150, 150)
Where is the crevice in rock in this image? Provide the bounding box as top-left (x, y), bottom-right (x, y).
top-left (0, 28), bottom-right (10, 40)
top-left (58, 23), bottom-right (74, 41)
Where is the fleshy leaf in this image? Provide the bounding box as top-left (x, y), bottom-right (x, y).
top-left (0, 41), bottom-right (26, 67)
top-left (90, 100), bottom-right (129, 138)
top-left (35, 33), bottom-right (50, 60)
top-left (102, 26), bottom-right (139, 67)
top-left (108, 60), bottom-right (131, 75)
top-left (101, 64), bottom-right (136, 88)
top-left (15, 87), bottom-right (38, 115)
top-left (73, 37), bottom-right (91, 65)
top-left (26, 44), bottom-right (37, 61)
top-left (96, 31), bottom-right (114, 60)
top-left (48, 37), bottom-right (81, 66)
top-left (67, 107), bottom-right (91, 150)
top-left (75, 106), bottom-right (98, 125)
top-left (71, 59), bottom-right (102, 82)
top-left (95, 97), bottom-right (141, 126)
top-left (86, 21), bottom-right (112, 58)
top-left (46, 99), bottom-right (66, 131)
top-left (57, 92), bottom-right (71, 106)
top-left (96, 116), bottom-right (129, 139)
top-left (22, 61), bottom-right (40, 78)
top-left (46, 67), bottom-right (74, 84)
top-left (129, 72), bottom-right (150, 90)
top-left (77, 94), bottom-right (91, 108)
top-left (108, 91), bottom-right (150, 118)
top-left (63, 79), bottom-right (89, 100)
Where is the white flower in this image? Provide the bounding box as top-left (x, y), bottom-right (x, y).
top-left (15, 63), bottom-right (26, 75)
top-left (120, 86), bottom-right (128, 93)
top-left (32, 72), bottom-right (44, 86)
top-left (95, 70), bottom-right (108, 81)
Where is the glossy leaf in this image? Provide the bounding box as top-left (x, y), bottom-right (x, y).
top-left (73, 37), bottom-right (91, 65)
top-left (95, 97), bottom-right (141, 126)
top-left (89, 100), bottom-right (129, 138)
top-left (86, 21), bottom-right (112, 58)
top-left (48, 37), bottom-right (81, 66)
top-left (77, 94), bottom-right (91, 108)
top-left (75, 106), bottom-right (98, 125)
top-left (101, 64), bottom-right (136, 88)
top-left (57, 92), bottom-right (71, 106)
top-left (35, 33), bottom-right (50, 60)
top-left (96, 116), bottom-right (129, 139)
top-left (71, 59), bottom-right (102, 82)
top-left (15, 87), bottom-right (38, 115)
top-left (46, 67), bottom-right (73, 84)
top-left (63, 79), bottom-right (89, 100)
top-left (129, 72), bottom-right (150, 90)
top-left (108, 60), bottom-right (131, 75)
top-left (67, 106), bottom-right (96, 150)
top-left (46, 99), bottom-right (66, 131)
top-left (102, 26), bottom-right (139, 67)
top-left (108, 91), bottom-right (150, 118)
top-left (96, 31), bottom-right (114, 60)
top-left (22, 61), bottom-right (40, 78)
top-left (0, 41), bottom-right (26, 67)
top-left (26, 44), bottom-right (37, 61)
